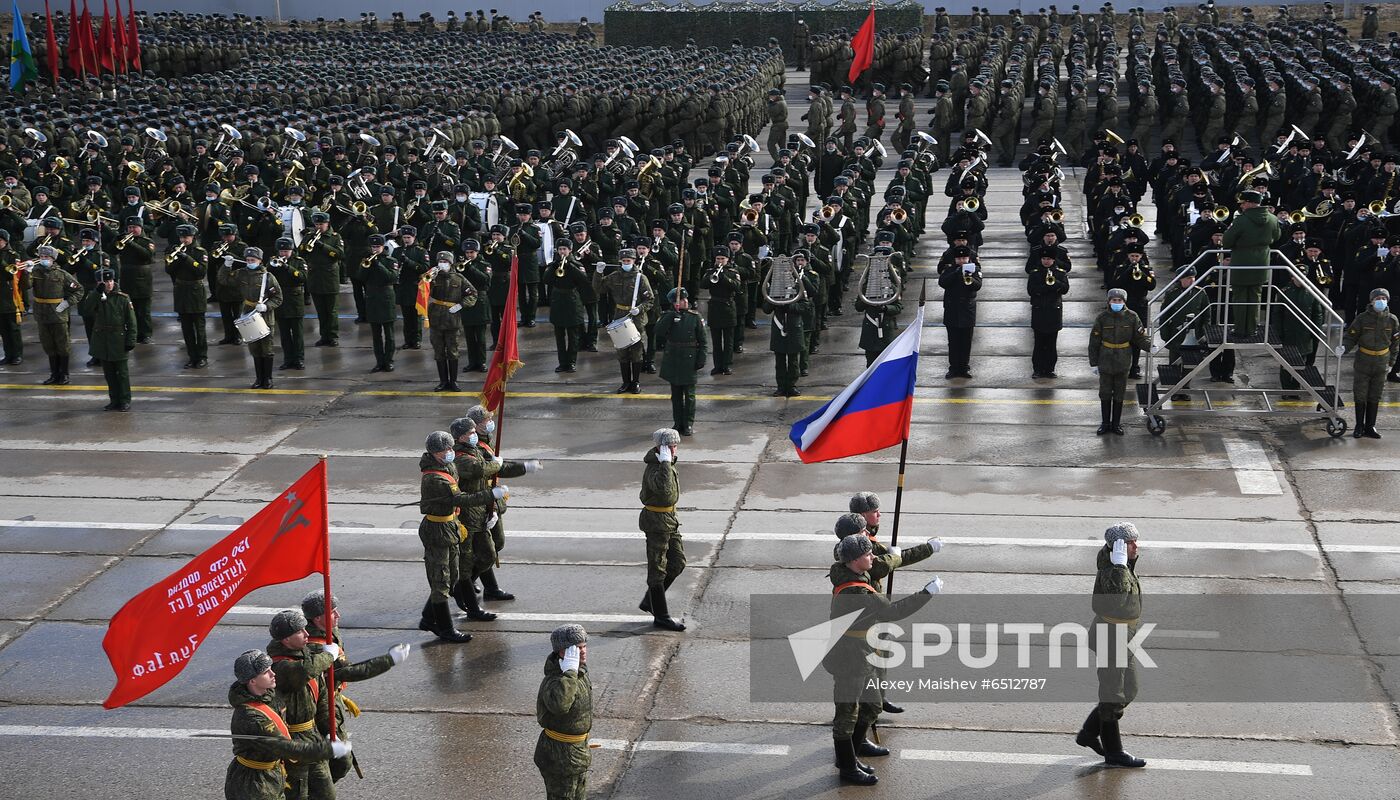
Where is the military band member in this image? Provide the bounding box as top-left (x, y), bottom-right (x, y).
top-left (224, 649), bottom-right (348, 800)
top-left (0, 230), bottom-right (26, 364)
top-left (360, 234), bottom-right (400, 372)
top-left (543, 239), bottom-right (589, 372)
top-left (66, 229), bottom-right (104, 363)
top-left (166, 224), bottom-right (209, 369)
top-left (640, 428), bottom-right (687, 631)
top-left (593, 248), bottom-right (653, 394)
top-left (219, 246), bottom-right (283, 390)
top-left (394, 225), bottom-right (430, 350)
top-left (762, 266), bottom-right (811, 397)
top-left (302, 212), bottom-right (344, 348)
top-left (938, 245), bottom-right (982, 379)
top-left (28, 245), bottom-right (83, 385)
top-left (1089, 288), bottom-right (1151, 435)
top-left (853, 251), bottom-right (903, 367)
top-left (457, 239), bottom-right (493, 372)
top-left (534, 624), bottom-right (593, 800)
top-left (704, 247), bottom-right (743, 375)
top-left (426, 250), bottom-right (471, 392)
top-left (1075, 522), bottom-right (1148, 768)
top-left (269, 238), bottom-right (308, 371)
top-left (78, 267), bottom-right (135, 411)
top-left (484, 224), bottom-right (515, 348)
top-left (1343, 288), bottom-right (1399, 438)
top-left (115, 219), bottom-right (157, 343)
top-left (1028, 247), bottom-right (1070, 378)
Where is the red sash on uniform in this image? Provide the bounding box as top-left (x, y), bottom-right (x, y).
top-left (270, 655), bottom-right (322, 704)
top-left (244, 701), bottom-right (292, 738)
top-left (832, 581), bottom-right (877, 595)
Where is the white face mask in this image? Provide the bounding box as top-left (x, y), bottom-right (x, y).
top-left (1377, 299), bottom-right (1390, 312)
top-left (456, 194), bottom-right (467, 202)
top-left (485, 420), bottom-right (496, 435)
top-left (246, 261), bottom-right (261, 269)
top-left (621, 262), bottom-right (634, 272)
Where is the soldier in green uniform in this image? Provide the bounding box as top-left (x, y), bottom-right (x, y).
top-left (1221, 190), bottom-right (1280, 335)
top-left (78, 267), bottom-right (135, 411)
top-left (65, 230), bottom-right (104, 365)
top-left (417, 430), bottom-right (504, 643)
top-left (359, 234), bottom-right (400, 372)
top-left (639, 428), bottom-right (687, 631)
top-left (826, 533), bottom-right (940, 786)
top-left (219, 247), bottom-right (283, 390)
top-left (484, 225), bottom-right (516, 348)
top-left (301, 212), bottom-right (344, 348)
top-left (543, 239), bottom-right (591, 373)
top-left (426, 251), bottom-right (471, 392)
top-left (534, 624), bottom-right (592, 800)
top-left (224, 649), bottom-right (347, 800)
top-left (165, 225), bottom-right (209, 369)
top-left (853, 252), bottom-right (903, 366)
top-left (301, 590), bottom-right (410, 789)
top-left (836, 86), bottom-right (858, 153)
top-left (210, 224), bottom-right (248, 346)
top-left (269, 239), bottom-right (307, 371)
top-left (1089, 288), bottom-right (1151, 435)
top-left (864, 84), bottom-right (887, 148)
top-left (1343, 288), bottom-right (1399, 438)
top-left (265, 609), bottom-right (338, 800)
top-left (457, 240), bottom-right (492, 372)
top-left (0, 231), bottom-right (26, 364)
top-left (28, 244), bottom-right (83, 385)
top-left (593, 248), bottom-right (653, 393)
top-left (656, 288), bottom-right (708, 436)
top-left (893, 84), bottom-right (916, 154)
top-left (766, 89), bottom-right (789, 161)
top-left (1074, 522), bottom-right (1148, 768)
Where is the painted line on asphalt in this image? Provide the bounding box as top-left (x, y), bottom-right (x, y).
top-left (229, 605), bottom-right (653, 624)
top-left (898, 748), bottom-right (1312, 775)
top-left (1221, 438), bottom-right (1283, 496)
top-left (592, 739), bottom-right (790, 756)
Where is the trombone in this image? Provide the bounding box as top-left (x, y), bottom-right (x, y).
top-left (336, 200), bottom-right (370, 219)
top-left (146, 199), bottom-right (199, 223)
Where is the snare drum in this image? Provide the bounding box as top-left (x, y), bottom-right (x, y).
top-left (234, 311), bottom-right (271, 343)
top-left (604, 316), bottom-right (641, 349)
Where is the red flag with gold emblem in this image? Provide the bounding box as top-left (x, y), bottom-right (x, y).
top-left (481, 253), bottom-right (522, 413)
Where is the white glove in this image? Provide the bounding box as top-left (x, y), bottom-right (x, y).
top-left (491, 455), bottom-right (504, 467)
top-left (223, 255), bottom-right (234, 267)
top-left (923, 576), bottom-right (944, 595)
top-left (492, 485), bottom-right (508, 500)
top-left (1109, 538), bottom-right (1129, 566)
top-left (1092, 366), bottom-right (1100, 375)
top-left (595, 261), bottom-right (607, 273)
top-left (388, 643), bottom-right (411, 665)
top-left (254, 302), bottom-right (268, 313)
top-left (927, 537), bottom-right (943, 553)
top-left (887, 545), bottom-right (902, 559)
top-left (330, 738), bottom-right (352, 759)
top-left (1335, 345), bottom-right (1347, 357)
top-left (560, 644), bottom-right (581, 673)
top-left (55, 299), bottom-right (69, 313)
top-left (523, 459), bottom-right (542, 473)
top-left (629, 306), bottom-right (641, 316)
top-left (487, 512), bottom-right (499, 529)
top-left (656, 445), bottom-right (672, 463)
top-left (448, 303), bottom-right (462, 314)
top-left (321, 643), bottom-right (341, 660)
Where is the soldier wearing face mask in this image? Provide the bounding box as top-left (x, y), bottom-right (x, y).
top-left (593, 248), bottom-right (653, 394)
top-left (28, 244), bottom-right (84, 386)
top-left (218, 245), bottom-right (283, 390)
top-left (1089, 288), bottom-right (1151, 436)
top-left (1342, 288), bottom-right (1399, 438)
top-left (426, 249), bottom-right (470, 392)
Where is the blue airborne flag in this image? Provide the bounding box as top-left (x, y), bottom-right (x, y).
top-left (10, 0), bottom-right (39, 93)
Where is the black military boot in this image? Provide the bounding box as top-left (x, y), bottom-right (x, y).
top-left (56, 356), bottom-right (70, 385)
top-left (418, 600), bottom-right (435, 633)
top-left (461, 583), bottom-right (498, 622)
top-left (1110, 401), bottom-right (1125, 435)
top-left (42, 355), bottom-right (59, 385)
top-left (835, 738), bottom-right (878, 786)
top-left (616, 363), bottom-right (631, 393)
top-left (881, 700), bottom-right (904, 714)
top-left (450, 579), bottom-right (474, 612)
top-left (629, 362), bottom-right (642, 394)
top-left (852, 722), bottom-right (889, 757)
top-left (1366, 401), bottom-right (1383, 439)
top-left (260, 357), bottom-right (275, 389)
top-left (433, 359), bottom-right (450, 391)
top-left (1097, 399), bottom-right (1111, 435)
top-left (1075, 707), bottom-right (1105, 755)
top-left (479, 569), bottom-right (515, 601)
top-left (649, 587), bottom-right (686, 631)
top-left (1099, 718), bottom-right (1147, 768)
top-left (249, 358), bottom-right (264, 389)
top-left (430, 601), bottom-right (473, 643)
top-left (445, 359), bottom-right (461, 392)
top-left (1355, 406), bottom-right (1368, 438)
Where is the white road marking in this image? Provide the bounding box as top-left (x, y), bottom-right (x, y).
top-left (1222, 438), bottom-right (1283, 495)
top-left (899, 748), bottom-right (1312, 776)
top-left (593, 739), bottom-right (790, 756)
top-left (228, 606), bottom-right (653, 624)
top-left (14, 519), bottom-right (1400, 554)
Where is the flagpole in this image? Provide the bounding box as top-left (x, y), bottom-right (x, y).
top-left (885, 279), bottom-right (924, 598)
top-left (318, 455), bottom-right (337, 744)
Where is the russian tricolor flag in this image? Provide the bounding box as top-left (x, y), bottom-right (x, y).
top-left (789, 306), bottom-right (923, 463)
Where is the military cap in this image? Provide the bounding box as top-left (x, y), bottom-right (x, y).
top-left (216, 222), bottom-right (238, 235)
top-left (300, 589), bottom-right (337, 620)
top-left (951, 245), bottom-right (974, 258)
top-left (1105, 522), bottom-right (1140, 543)
top-left (310, 211), bottom-right (330, 224)
top-left (426, 430), bottom-right (453, 452)
top-left (35, 244), bottom-right (57, 258)
top-left (489, 224), bottom-right (509, 236)
top-left (244, 246), bottom-right (264, 261)
top-left (269, 608), bottom-right (307, 640)
top-left (1239, 190), bottom-right (1264, 204)
top-left (596, 208), bottom-right (614, 220)
top-left (367, 234), bottom-right (386, 246)
top-left (175, 224), bottom-right (197, 237)
top-left (653, 428), bottom-right (680, 447)
top-left (234, 649), bottom-right (274, 683)
top-left (849, 492), bottom-right (880, 513)
top-left (1107, 287), bottom-right (1129, 301)
top-left (834, 513), bottom-right (867, 538)
top-left (462, 238), bottom-right (481, 252)
top-left (1374, 287), bottom-right (1392, 299)
top-left (79, 228), bottom-right (98, 242)
top-left (800, 223), bottom-right (820, 235)
top-left (712, 246), bottom-right (729, 258)
top-left (448, 417), bottom-right (476, 439)
top-left (726, 231), bottom-right (744, 244)
top-left (618, 248), bottom-right (637, 260)
top-left (95, 267), bottom-right (117, 282)
top-left (550, 624), bottom-right (587, 652)
top-left (328, 175), bottom-right (344, 185)
top-left (666, 287), bottom-right (688, 304)
top-left (837, 533), bottom-right (874, 563)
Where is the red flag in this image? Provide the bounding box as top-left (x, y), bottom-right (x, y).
top-left (96, 0), bottom-right (113, 73)
top-left (44, 0), bottom-right (60, 83)
top-left (125, 0), bottom-right (139, 70)
top-left (81, 1), bottom-right (99, 75)
top-left (67, 0), bottom-right (83, 77)
top-left (847, 5), bottom-right (876, 84)
top-left (101, 461), bottom-right (331, 709)
top-left (481, 254), bottom-right (522, 413)
top-left (111, 0), bottom-right (126, 73)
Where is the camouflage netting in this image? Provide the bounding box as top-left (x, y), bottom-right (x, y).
top-left (603, 0), bottom-right (924, 59)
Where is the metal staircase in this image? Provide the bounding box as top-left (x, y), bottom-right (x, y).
top-left (1137, 250), bottom-right (1348, 437)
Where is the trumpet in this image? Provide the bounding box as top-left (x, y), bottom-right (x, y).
top-left (1127, 213), bottom-right (1145, 228)
top-left (555, 258), bottom-right (569, 278)
top-left (890, 208), bottom-right (908, 224)
top-left (0, 195), bottom-right (10, 210)
top-left (301, 229), bottom-right (324, 252)
top-left (1210, 206), bottom-right (1232, 222)
top-left (115, 232), bottom-right (135, 250)
top-left (1131, 262), bottom-right (1143, 281)
top-left (1044, 266), bottom-right (1058, 286)
top-left (1288, 210), bottom-right (1307, 224)
top-left (1049, 209), bottom-right (1065, 223)
top-left (165, 243), bottom-right (189, 263)
top-left (963, 268), bottom-right (975, 285)
top-left (1369, 200), bottom-right (1387, 214)
top-left (959, 197), bottom-right (980, 213)
top-left (817, 204), bottom-right (837, 222)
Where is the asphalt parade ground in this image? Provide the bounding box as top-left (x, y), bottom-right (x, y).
top-left (0, 72), bottom-right (1397, 799)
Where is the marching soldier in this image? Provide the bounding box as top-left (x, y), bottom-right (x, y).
top-left (826, 533), bottom-right (940, 786)
top-left (28, 245), bottom-right (83, 385)
top-left (78, 267), bottom-right (135, 411)
top-left (864, 84), bottom-right (887, 149)
top-left (1089, 288), bottom-right (1151, 435)
top-left (416, 429), bottom-right (505, 643)
top-left (224, 649), bottom-right (348, 800)
top-left (484, 225), bottom-right (515, 348)
top-left (534, 624), bottom-right (593, 800)
top-left (302, 211), bottom-right (344, 348)
top-left (301, 590), bottom-right (410, 790)
top-left (656, 288), bottom-right (708, 436)
top-left (457, 239), bottom-right (492, 372)
top-left (165, 224), bottom-right (209, 369)
top-left (265, 609), bottom-right (338, 800)
top-left (427, 250), bottom-right (471, 392)
top-left (640, 428), bottom-right (687, 631)
top-left (853, 252), bottom-right (902, 366)
top-left (1075, 522), bottom-right (1148, 768)
top-left (219, 246), bottom-right (283, 390)
top-left (210, 223), bottom-right (248, 346)
top-left (268, 238), bottom-right (307, 371)
top-left (1343, 288), bottom-right (1399, 438)
top-left (593, 248), bottom-right (654, 393)
top-left (938, 245), bottom-right (982, 378)
top-left (762, 268), bottom-right (811, 396)
top-left (360, 234), bottom-right (400, 372)
top-left (767, 89), bottom-right (789, 161)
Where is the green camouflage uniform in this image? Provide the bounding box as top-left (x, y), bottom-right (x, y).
top-left (639, 445), bottom-right (684, 590)
top-left (533, 654), bottom-right (593, 800)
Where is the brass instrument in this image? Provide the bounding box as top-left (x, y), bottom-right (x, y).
top-left (1238, 160), bottom-right (1272, 187)
top-left (1314, 199), bottom-right (1334, 217)
top-left (1131, 262), bottom-right (1143, 281)
top-left (555, 258), bottom-right (569, 278)
top-left (816, 204), bottom-right (837, 222)
top-left (115, 232), bottom-right (135, 250)
top-left (1044, 266), bottom-right (1059, 286)
top-left (282, 159), bottom-right (306, 188)
top-left (143, 127), bottom-right (169, 162)
top-left (762, 255), bottom-right (805, 305)
top-left (489, 135), bottom-right (520, 176)
top-left (1049, 209), bottom-right (1064, 223)
top-left (1210, 206), bottom-right (1232, 222)
top-left (356, 132), bottom-right (382, 168)
top-left (165, 243), bottom-right (189, 264)
top-left (336, 201), bottom-right (369, 218)
top-left (635, 155), bottom-right (662, 197)
top-left (542, 129), bottom-right (583, 181)
top-left (147, 199), bottom-right (198, 223)
top-left (1127, 213), bottom-right (1145, 228)
top-left (219, 183), bottom-right (251, 204)
top-left (963, 267), bottom-right (975, 286)
top-left (280, 126), bottom-right (307, 161)
top-left (1289, 210), bottom-right (1307, 224)
top-left (508, 163), bottom-right (534, 202)
top-left (0, 195), bottom-right (11, 210)
top-left (855, 253), bottom-right (899, 307)
top-left (741, 208), bottom-right (760, 224)
top-left (301, 229), bottom-right (324, 252)
top-left (208, 160), bottom-right (228, 184)
top-left (213, 123), bottom-right (242, 159)
top-left (345, 168), bottom-right (372, 200)
top-left (211, 241), bottom-right (230, 259)
top-left (484, 240), bottom-right (499, 256)
top-left (124, 161), bottom-right (145, 184)
top-left (51, 156), bottom-right (69, 173)
top-left (890, 208), bottom-right (909, 224)
top-left (1369, 200), bottom-right (1387, 214)
top-left (959, 197), bottom-right (980, 213)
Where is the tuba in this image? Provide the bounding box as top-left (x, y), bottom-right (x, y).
top-left (855, 253), bottom-right (899, 307)
top-left (543, 129), bottom-right (583, 181)
top-left (762, 255), bottom-right (805, 305)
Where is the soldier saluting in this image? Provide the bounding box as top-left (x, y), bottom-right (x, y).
top-left (534, 624), bottom-right (593, 800)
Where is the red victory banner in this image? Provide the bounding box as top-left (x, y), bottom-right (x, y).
top-left (102, 460), bottom-right (330, 709)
